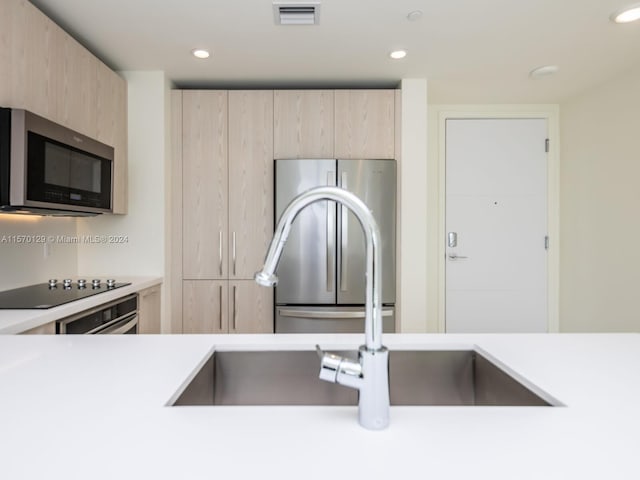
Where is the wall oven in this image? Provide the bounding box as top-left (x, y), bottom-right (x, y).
top-left (0, 107), bottom-right (114, 216)
top-left (56, 294), bottom-right (138, 335)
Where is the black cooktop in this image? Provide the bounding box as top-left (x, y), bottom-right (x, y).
top-left (0, 281), bottom-right (131, 309)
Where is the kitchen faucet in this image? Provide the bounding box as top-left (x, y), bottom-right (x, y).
top-left (255, 186), bottom-right (389, 430)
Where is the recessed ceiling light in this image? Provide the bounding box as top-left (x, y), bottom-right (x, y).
top-left (407, 10), bottom-right (423, 21)
top-left (529, 65), bottom-right (559, 78)
top-left (611, 4), bottom-right (640, 23)
top-left (192, 49), bottom-right (210, 59)
top-left (390, 50), bottom-right (407, 60)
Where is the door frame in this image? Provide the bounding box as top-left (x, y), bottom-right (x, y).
top-left (430, 105), bottom-right (560, 333)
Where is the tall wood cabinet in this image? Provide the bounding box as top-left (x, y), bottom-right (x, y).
top-left (178, 90), bottom-right (274, 334)
top-left (0, 0), bottom-right (128, 214)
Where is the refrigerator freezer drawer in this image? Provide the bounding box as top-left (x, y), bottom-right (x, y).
top-left (275, 306), bottom-right (395, 333)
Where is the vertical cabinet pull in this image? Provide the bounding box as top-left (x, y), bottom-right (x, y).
top-left (218, 285), bottom-right (223, 331)
top-left (232, 232), bottom-right (237, 276)
top-left (218, 231), bottom-right (223, 276)
top-left (232, 285), bottom-right (237, 331)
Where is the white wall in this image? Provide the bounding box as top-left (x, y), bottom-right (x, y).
top-left (398, 79), bottom-right (429, 332)
top-left (0, 215), bottom-right (78, 290)
top-left (76, 71), bottom-right (171, 328)
top-left (560, 64), bottom-right (640, 332)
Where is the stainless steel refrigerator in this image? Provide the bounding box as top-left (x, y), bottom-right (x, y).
top-left (274, 159), bottom-right (396, 333)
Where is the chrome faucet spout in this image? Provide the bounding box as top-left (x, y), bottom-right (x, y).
top-left (255, 186), bottom-right (390, 430)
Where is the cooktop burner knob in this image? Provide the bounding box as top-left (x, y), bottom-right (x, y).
top-left (63, 279), bottom-right (72, 288)
top-left (48, 279), bottom-right (58, 287)
top-left (77, 279), bottom-right (87, 288)
top-left (92, 279), bottom-right (101, 288)
top-left (106, 279), bottom-right (116, 288)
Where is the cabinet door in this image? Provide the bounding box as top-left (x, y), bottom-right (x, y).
top-left (228, 91), bottom-right (274, 279)
top-left (21, 322), bottom-right (56, 334)
top-left (334, 90), bottom-right (395, 159)
top-left (96, 63), bottom-right (128, 214)
top-left (229, 280), bottom-right (273, 334)
top-left (183, 280), bottom-right (228, 333)
top-left (274, 90), bottom-right (334, 159)
top-left (138, 285), bottom-right (161, 334)
top-left (182, 91), bottom-right (229, 279)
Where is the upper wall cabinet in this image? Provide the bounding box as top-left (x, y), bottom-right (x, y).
top-left (274, 90), bottom-right (334, 159)
top-left (334, 90), bottom-right (395, 159)
top-left (0, 0), bottom-right (128, 213)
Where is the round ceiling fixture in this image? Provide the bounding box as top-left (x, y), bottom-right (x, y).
top-left (529, 65), bottom-right (559, 78)
top-left (192, 49), bottom-right (211, 59)
top-left (390, 50), bottom-right (407, 60)
top-left (407, 10), bottom-right (423, 21)
top-left (610, 4), bottom-right (640, 23)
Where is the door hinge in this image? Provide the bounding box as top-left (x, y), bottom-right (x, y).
top-left (544, 235), bottom-right (549, 250)
top-left (545, 138), bottom-right (550, 153)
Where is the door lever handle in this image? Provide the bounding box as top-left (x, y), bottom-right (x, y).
top-left (448, 254), bottom-right (469, 260)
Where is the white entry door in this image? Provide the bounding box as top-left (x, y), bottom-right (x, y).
top-left (445, 118), bottom-right (548, 333)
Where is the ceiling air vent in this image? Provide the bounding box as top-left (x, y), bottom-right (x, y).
top-left (273, 2), bottom-right (321, 25)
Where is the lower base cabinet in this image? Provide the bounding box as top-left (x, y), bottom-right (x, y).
top-left (183, 280), bottom-right (273, 334)
top-left (138, 285), bottom-right (162, 334)
top-left (21, 322), bottom-right (56, 334)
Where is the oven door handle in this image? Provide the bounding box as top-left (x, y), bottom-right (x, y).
top-left (98, 314), bottom-right (138, 334)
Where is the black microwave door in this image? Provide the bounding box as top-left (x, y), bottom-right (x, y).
top-left (26, 132), bottom-right (112, 210)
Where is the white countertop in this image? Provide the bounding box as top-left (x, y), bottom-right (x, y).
top-left (0, 332), bottom-right (639, 479)
top-left (0, 276), bottom-right (162, 334)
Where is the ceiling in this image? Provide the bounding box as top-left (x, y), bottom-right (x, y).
top-left (29, 0), bottom-right (640, 103)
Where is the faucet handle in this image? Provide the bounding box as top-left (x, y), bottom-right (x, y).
top-left (316, 345), bottom-right (343, 383)
top-left (316, 344), bottom-right (363, 386)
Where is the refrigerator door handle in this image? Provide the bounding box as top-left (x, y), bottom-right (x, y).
top-left (278, 308), bottom-right (394, 319)
top-left (340, 171), bottom-right (348, 292)
top-left (326, 171), bottom-right (335, 292)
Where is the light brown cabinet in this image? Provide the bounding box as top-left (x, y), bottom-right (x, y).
top-left (138, 285), bottom-right (162, 334)
top-left (273, 90), bottom-right (334, 159)
top-left (182, 90), bottom-right (229, 280)
top-left (183, 280), bottom-right (273, 334)
top-left (334, 90), bottom-right (396, 159)
top-left (178, 91), bottom-right (274, 334)
top-left (21, 322), bottom-right (55, 334)
top-left (0, 0), bottom-right (128, 214)
top-left (228, 90), bottom-right (274, 278)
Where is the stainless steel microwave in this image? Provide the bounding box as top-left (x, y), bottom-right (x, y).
top-left (0, 108), bottom-right (114, 216)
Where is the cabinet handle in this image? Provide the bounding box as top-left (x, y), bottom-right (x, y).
top-left (218, 231), bottom-right (223, 276)
top-left (232, 285), bottom-right (237, 331)
top-left (232, 232), bottom-right (237, 276)
top-left (218, 285), bottom-right (223, 331)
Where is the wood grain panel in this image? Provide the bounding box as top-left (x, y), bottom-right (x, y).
top-left (170, 91), bottom-right (184, 333)
top-left (229, 280), bottom-right (273, 334)
top-left (138, 285), bottom-right (162, 334)
top-left (335, 90), bottom-right (395, 159)
top-left (0, 0), bottom-right (28, 108)
top-left (183, 280), bottom-right (228, 333)
top-left (182, 91), bottom-right (228, 279)
top-left (274, 90), bottom-right (334, 158)
top-left (21, 322), bottom-right (55, 334)
top-left (228, 91), bottom-right (274, 279)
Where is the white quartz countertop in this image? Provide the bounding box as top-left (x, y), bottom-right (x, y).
top-left (0, 333), bottom-right (639, 479)
top-left (0, 276), bottom-right (162, 334)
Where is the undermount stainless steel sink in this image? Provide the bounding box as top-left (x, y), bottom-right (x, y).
top-left (171, 350), bottom-right (554, 407)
